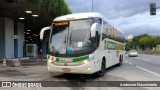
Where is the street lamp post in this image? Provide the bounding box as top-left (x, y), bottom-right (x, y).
top-left (92, 0), bottom-right (93, 12)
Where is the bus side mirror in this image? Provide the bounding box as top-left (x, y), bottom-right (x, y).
top-left (91, 23), bottom-right (100, 37)
top-left (40, 26), bottom-right (51, 40)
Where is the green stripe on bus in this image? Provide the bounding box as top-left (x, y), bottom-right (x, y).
top-left (73, 55), bottom-right (89, 62)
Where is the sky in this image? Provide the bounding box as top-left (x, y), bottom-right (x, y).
top-left (65, 0), bottom-right (160, 37)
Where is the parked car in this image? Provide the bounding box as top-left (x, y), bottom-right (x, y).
top-left (128, 50), bottom-right (138, 57)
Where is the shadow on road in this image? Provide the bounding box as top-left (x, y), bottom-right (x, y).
top-left (52, 64), bottom-right (120, 82)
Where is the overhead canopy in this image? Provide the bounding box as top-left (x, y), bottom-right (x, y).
top-left (0, 0), bottom-right (71, 32)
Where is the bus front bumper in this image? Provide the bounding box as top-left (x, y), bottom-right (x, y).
top-left (47, 61), bottom-right (95, 74)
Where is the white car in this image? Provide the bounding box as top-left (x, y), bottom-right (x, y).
top-left (128, 50), bottom-right (138, 57)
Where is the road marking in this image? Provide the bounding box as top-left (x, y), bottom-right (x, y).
top-left (129, 63), bottom-right (133, 65)
top-left (136, 66), bottom-right (160, 77)
top-left (136, 57), bottom-right (151, 61)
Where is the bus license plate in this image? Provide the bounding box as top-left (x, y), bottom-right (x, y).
top-left (62, 68), bottom-right (70, 72)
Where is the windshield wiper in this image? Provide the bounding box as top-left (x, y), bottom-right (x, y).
top-left (68, 33), bottom-right (78, 54)
top-left (56, 35), bottom-right (67, 54)
top-left (52, 46), bottom-right (59, 55)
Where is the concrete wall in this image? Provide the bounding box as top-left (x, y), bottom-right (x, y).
top-left (0, 17), bottom-right (24, 59)
top-left (17, 22), bottom-right (24, 57)
top-left (5, 18), bottom-right (14, 59)
top-left (0, 17), bottom-right (5, 59)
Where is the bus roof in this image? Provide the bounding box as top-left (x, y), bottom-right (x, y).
top-left (54, 12), bottom-right (105, 21)
top-left (53, 12), bottom-right (124, 34)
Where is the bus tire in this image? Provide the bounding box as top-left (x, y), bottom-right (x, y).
top-left (118, 55), bottom-right (123, 66)
top-left (95, 59), bottom-right (106, 77)
top-left (49, 72), bottom-right (61, 77)
top-left (50, 72), bottom-right (55, 77)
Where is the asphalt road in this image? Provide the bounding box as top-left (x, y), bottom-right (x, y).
top-left (1, 54), bottom-right (160, 90)
top-left (125, 54), bottom-right (160, 81)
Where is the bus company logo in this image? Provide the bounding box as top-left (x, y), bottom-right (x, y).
top-left (59, 58), bottom-right (73, 63)
top-left (108, 43), bottom-right (115, 49)
top-left (2, 82), bottom-right (11, 87)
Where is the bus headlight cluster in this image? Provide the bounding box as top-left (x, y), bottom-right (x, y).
top-left (87, 68), bottom-right (91, 71)
top-left (48, 60), bottom-right (52, 63)
top-left (47, 54), bottom-right (55, 63)
top-left (83, 60), bottom-right (88, 64)
top-left (82, 54), bottom-right (94, 64)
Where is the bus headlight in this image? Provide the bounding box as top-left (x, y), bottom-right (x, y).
top-left (47, 55), bottom-right (55, 63)
top-left (83, 60), bottom-right (88, 64)
top-left (82, 54), bottom-right (94, 64)
top-left (48, 60), bottom-right (52, 63)
top-left (87, 68), bottom-right (91, 71)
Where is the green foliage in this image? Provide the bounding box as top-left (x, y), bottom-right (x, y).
top-left (127, 34), bottom-right (149, 50)
top-left (155, 36), bottom-right (160, 45)
top-left (24, 0), bottom-right (71, 16)
top-left (125, 40), bottom-right (132, 51)
top-left (125, 34), bottom-right (160, 51)
top-left (139, 36), bottom-right (155, 50)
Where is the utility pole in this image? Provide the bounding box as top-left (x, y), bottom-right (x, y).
top-left (92, 0), bottom-right (93, 12)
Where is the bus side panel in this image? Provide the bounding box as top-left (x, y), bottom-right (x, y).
top-left (98, 39), bottom-right (113, 68)
top-left (91, 48), bottom-right (104, 72)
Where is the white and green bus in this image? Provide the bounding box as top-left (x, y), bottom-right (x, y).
top-left (40, 12), bottom-right (125, 77)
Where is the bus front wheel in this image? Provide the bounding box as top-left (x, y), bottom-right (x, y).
top-left (95, 60), bottom-right (106, 77)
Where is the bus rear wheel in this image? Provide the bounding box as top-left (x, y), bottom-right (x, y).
top-left (117, 55), bottom-right (123, 66)
top-left (95, 60), bottom-right (106, 77)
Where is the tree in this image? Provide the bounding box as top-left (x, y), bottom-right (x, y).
top-left (28, 0), bottom-right (72, 16)
top-left (139, 36), bottom-right (155, 50)
top-left (155, 36), bottom-right (160, 45)
top-left (125, 40), bottom-right (132, 51)
top-left (19, 0), bottom-right (71, 17)
top-left (126, 34), bottom-right (160, 51)
top-left (131, 34), bottom-right (149, 49)
top-left (154, 36), bottom-right (160, 50)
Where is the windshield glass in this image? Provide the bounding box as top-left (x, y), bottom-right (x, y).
top-left (129, 50), bottom-right (137, 52)
top-left (49, 19), bottom-right (93, 55)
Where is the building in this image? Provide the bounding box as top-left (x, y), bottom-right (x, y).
top-left (127, 35), bottom-right (134, 41)
top-left (0, 0), bottom-right (71, 60)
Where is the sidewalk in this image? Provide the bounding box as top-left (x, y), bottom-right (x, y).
top-left (0, 57), bottom-right (47, 61)
top-left (0, 58), bottom-right (47, 67)
top-left (0, 61), bottom-right (49, 81)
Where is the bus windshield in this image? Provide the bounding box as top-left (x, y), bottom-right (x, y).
top-left (49, 19), bottom-right (93, 55)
